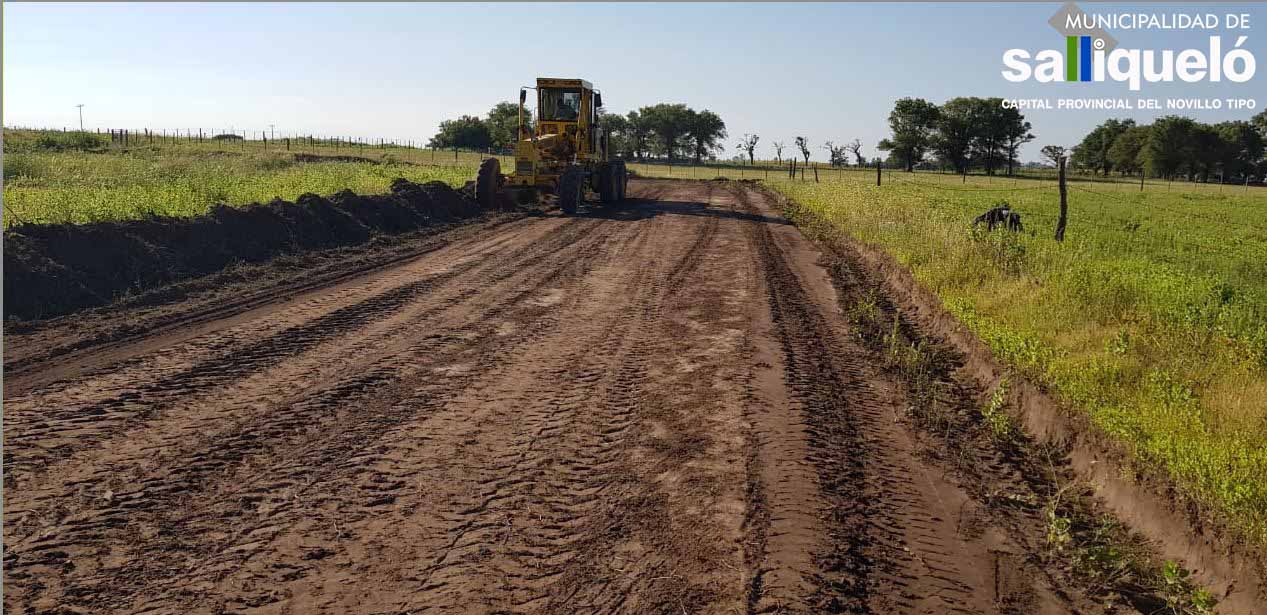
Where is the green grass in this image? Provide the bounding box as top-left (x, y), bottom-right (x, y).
top-left (756, 166), bottom-right (1267, 547)
top-left (3, 129), bottom-right (504, 226)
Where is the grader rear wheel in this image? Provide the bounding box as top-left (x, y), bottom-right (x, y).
top-left (558, 167), bottom-right (583, 215)
top-left (614, 161), bottom-right (628, 201)
top-left (476, 158), bottom-right (502, 210)
top-left (598, 163), bottom-right (617, 203)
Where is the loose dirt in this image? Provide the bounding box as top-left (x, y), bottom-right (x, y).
top-left (2, 180), bottom-right (1227, 614)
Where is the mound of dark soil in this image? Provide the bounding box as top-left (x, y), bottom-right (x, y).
top-left (4, 179), bottom-right (487, 321)
top-left (292, 153), bottom-right (380, 164)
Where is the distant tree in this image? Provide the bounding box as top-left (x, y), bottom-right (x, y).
top-left (795, 136), bottom-right (811, 165)
top-left (1253, 110), bottom-right (1267, 140)
top-left (1107, 126), bottom-right (1148, 175)
top-left (1072, 119), bottom-right (1134, 176)
top-left (639, 103), bottom-right (694, 160)
top-left (598, 110), bottom-right (630, 157)
top-left (1214, 120), bottom-right (1264, 180)
top-left (966, 97), bottom-right (1010, 175)
top-left (846, 139), bottom-right (864, 166)
top-left (773, 141), bottom-right (786, 163)
top-left (429, 115), bottom-right (491, 150)
top-left (1000, 104), bottom-right (1035, 175)
top-left (822, 141), bottom-right (849, 167)
top-left (931, 98), bottom-right (975, 173)
top-left (486, 102), bottom-right (531, 151)
top-left (1040, 145), bottom-right (1066, 167)
top-left (686, 109), bottom-right (727, 163)
top-left (1143, 116), bottom-right (1197, 179)
top-left (876, 97), bottom-right (939, 171)
top-left (1188, 123), bottom-right (1223, 181)
top-left (737, 134), bottom-right (760, 165)
top-left (624, 110), bottom-right (650, 159)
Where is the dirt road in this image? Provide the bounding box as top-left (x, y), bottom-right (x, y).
top-left (5, 180), bottom-right (1106, 614)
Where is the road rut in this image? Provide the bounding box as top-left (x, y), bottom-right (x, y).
top-left (7, 179), bottom-right (1107, 614)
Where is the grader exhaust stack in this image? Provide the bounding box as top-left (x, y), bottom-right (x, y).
top-left (475, 77), bottom-right (627, 214)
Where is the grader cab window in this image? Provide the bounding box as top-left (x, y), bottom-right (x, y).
top-left (540, 88), bottom-right (582, 122)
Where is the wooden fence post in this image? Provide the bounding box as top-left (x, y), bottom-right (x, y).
top-left (876, 161), bottom-right (882, 186)
top-left (1055, 156), bottom-right (1068, 242)
top-left (814, 163), bottom-right (819, 183)
top-left (1140, 170), bottom-right (1145, 192)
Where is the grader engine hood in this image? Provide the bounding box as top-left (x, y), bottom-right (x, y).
top-left (533, 132), bottom-right (575, 161)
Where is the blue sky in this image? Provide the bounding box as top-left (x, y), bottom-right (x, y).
top-left (4, 2), bottom-right (1263, 161)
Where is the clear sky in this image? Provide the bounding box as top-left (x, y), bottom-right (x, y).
top-left (4, 2), bottom-right (1263, 161)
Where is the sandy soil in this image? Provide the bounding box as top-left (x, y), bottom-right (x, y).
top-left (6, 180), bottom-right (1125, 614)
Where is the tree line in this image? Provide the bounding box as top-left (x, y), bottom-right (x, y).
top-left (428, 101), bottom-right (730, 164)
top-left (428, 102), bottom-right (528, 152)
top-left (1065, 111), bottom-right (1266, 181)
top-left (876, 97), bottom-right (1034, 175)
top-left (598, 105), bottom-right (726, 163)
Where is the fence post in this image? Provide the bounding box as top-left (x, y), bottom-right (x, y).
top-left (1055, 156), bottom-right (1068, 242)
top-left (814, 163), bottom-right (819, 183)
top-left (876, 161), bottom-right (881, 186)
top-left (1140, 170), bottom-right (1145, 192)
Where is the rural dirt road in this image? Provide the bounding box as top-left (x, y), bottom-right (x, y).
top-left (6, 179), bottom-right (1102, 614)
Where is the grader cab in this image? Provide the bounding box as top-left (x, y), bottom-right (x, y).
top-left (475, 78), bottom-right (627, 214)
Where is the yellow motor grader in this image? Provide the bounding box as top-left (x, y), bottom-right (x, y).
top-left (475, 78), bottom-right (627, 214)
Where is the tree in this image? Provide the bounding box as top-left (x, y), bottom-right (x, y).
top-left (429, 115), bottom-right (491, 150)
top-left (638, 103), bottom-right (693, 160)
top-left (1072, 119), bottom-right (1133, 176)
top-left (486, 102), bottom-right (531, 151)
top-left (795, 136), bottom-right (811, 165)
top-left (1253, 110), bottom-right (1267, 140)
top-left (931, 98), bottom-right (975, 173)
top-left (1107, 126), bottom-right (1148, 176)
top-left (1040, 145), bottom-right (1066, 166)
top-left (1214, 121), bottom-right (1264, 180)
top-left (1188, 123), bottom-right (1222, 181)
top-left (686, 109), bottom-right (727, 164)
top-left (822, 141), bottom-right (849, 167)
top-left (876, 97), bottom-right (939, 172)
top-left (598, 110), bottom-right (629, 157)
top-left (1000, 104), bottom-right (1035, 175)
top-left (624, 110), bottom-right (651, 159)
top-left (846, 139), bottom-right (864, 166)
top-left (1142, 116), bottom-right (1197, 179)
top-left (737, 134), bottom-right (759, 165)
top-left (773, 141), bottom-right (785, 163)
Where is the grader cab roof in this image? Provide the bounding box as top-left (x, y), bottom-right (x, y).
top-left (537, 77), bottom-right (593, 90)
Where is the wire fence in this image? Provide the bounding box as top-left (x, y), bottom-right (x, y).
top-left (4, 125), bottom-right (514, 169)
top-left (627, 157), bottom-right (1266, 265)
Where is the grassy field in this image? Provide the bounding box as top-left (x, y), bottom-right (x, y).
top-left (635, 161), bottom-right (1267, 547)
top-left (2, 129), bottom-right (505, 226)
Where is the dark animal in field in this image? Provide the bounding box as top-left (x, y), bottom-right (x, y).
top-left (972, 206), bottom-right (1023, 232)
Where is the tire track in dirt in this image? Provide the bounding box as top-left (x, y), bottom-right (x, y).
top-left (3, 215), bottom-right (633, 613)
top-left (6, 179), bottom-right (1156, 615)
top-left (733, 184), bottom-right (1077, 615)
top-left (3, 216), bottom-right (602, 493)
